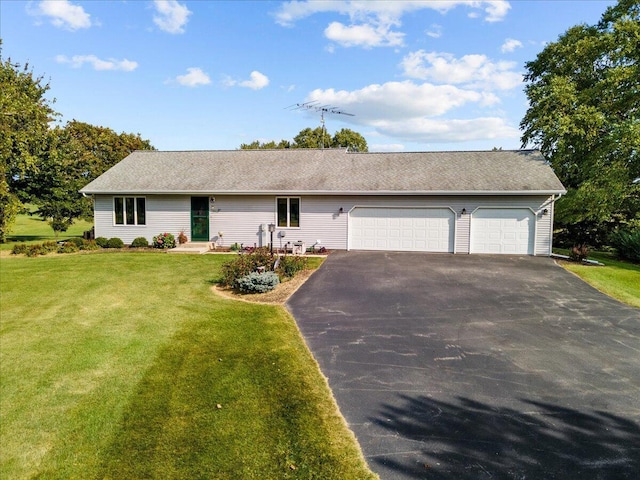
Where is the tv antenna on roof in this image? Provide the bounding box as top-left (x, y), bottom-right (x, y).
top-left (286, 101), bottom-right (355, 148)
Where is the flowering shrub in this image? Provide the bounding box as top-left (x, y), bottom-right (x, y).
top-left (276, 255), bottom-right (308, 278)
top-left (219, 247), bottom-right (276, 286)
top-left (153, 232), bottom-right (176, 249)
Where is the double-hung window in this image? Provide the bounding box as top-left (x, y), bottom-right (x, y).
top-left (114, 197), bottom-right (146, 225)
top-left (277, 197), bottom-right (300, 228)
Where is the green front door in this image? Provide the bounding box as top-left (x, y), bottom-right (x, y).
top-left (191, 197), bottom-right (209, 241)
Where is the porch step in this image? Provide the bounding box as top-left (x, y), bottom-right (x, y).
top-left (168, 242), bottom-right (212, 254)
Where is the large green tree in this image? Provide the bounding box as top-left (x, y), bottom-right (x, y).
top-left (21, 121), bottom-right (155, 237)
top-left (520, 0), bottom-right (639, 245)
top-left (240, 127), bottom-right (368, 152)
top-left (0, 53), bottom-right (59, 242)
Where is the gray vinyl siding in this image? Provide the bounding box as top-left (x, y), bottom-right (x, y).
top-left (94, 194), bottom-right (190, 245)
top-left (92, 194), bottom-right (557, 254)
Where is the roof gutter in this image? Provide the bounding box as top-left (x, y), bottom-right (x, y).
top-left (79, 189), bottom-right (568, 196)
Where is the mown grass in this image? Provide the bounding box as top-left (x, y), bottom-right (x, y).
top-left (2, 206), bottom-right (93, 250)
top-left (554, 250), bottom-right (640, 308)
top-left (0, 253), bottom-right (377, 479)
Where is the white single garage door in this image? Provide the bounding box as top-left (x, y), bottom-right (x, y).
top-left (471, 208), bottom-right (535, 254)
top-left (349, 207), bottom-right (454, 252)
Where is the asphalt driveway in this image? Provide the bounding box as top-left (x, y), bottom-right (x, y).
top-left (287, 252), bottom-right (640, 479)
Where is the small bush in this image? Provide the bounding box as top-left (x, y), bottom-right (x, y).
top-left (569, 243), bottom-right (589, 262)
top-left (41, 241), bottom-right (59, 254)
top-left (230, 242), bottom-right (240, 252)
top-left (609, 228), bottom-right (640, 263)
top-left (26, 244), bottom-right (45, 257)
top-left (235, 271), bottom-right (280, 293)
top-left (11, 243), bottom-right (28, 255)
top-left (131, 237), bottom-right (150, 248)
top-left (82, 240), bottom-right (100, 251)
top-left (219, 247), bottom-right (276, 287)
top-left (276, 255), bottom-right (308, 279)
top-left (106, 237), bottom-right (125, 249)
top-left (95, 237), bottom-right (109, 248)
top-left (58, 242), bottom-right (79, 254)
top-left (178, 231), bottom-right (188, 245)
top-left (153, 232), bottom-right (176, 249)
top-left (65, 237), bottom-right (85, 247)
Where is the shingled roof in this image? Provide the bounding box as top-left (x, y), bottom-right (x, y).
top-left (80, 149), bottom-right (565, 195)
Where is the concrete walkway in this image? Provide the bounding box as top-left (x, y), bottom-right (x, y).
top-left (287, 252), bottom-right (640, 479)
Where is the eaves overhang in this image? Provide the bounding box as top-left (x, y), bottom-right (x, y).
top-left (80, 189), bottom-right (567, 196)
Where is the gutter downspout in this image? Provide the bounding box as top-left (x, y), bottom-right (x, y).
top-left (548, 193), bottom-right (563, 256)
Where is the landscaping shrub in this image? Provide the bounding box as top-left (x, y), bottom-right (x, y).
top-left (219, 247), bottom-right (276, 287)
top-left (26, 244), bottom-right (45, 257)
top-left (95, 237), bottom-right (109, 248)
top-left (609, 228), bottom-right (640, 263)
top-left (569, 243), bottom-right (589, 262)
top-left (106, 237), bottom-right (125, 249)
top-left (131, 237), bottom-right (150, 248)
top-left (276, 255), bottom-right (308, 278)
top-left (11, 243), bottom-right (28, 255)
top-left (66, 237), bottom-right (85, 247)
top-left (235, 271), bottom-right (280, 293)
top-left (153, 232), bottom-right (176, 249)
top-left (58, 242), bottom-right (79, 254)
top-left (42, 241), bottom-right (59, 254)
top-left (82, 240), bottom-right (100, 251)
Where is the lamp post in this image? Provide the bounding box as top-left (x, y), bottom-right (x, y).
top-left (268, 224), bottom-right (275, 253)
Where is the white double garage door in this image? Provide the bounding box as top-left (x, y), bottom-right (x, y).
top-left (349, 207), bottom-right (535, 254)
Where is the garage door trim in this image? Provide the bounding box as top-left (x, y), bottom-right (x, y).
top-left (470, 206), bottom-right (537, 255)
top-left (348, 205), bottom-right (457, 253)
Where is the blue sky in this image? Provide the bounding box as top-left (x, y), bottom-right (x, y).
top-left (2, 0), bottom-right (615, 152)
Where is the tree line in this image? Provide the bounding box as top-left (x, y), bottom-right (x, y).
top-left (240, 127), bottom-right (368, 152)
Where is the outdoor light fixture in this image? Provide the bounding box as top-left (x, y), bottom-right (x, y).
top-left (339, 207), bottom-right (344, 214)
top-left (542, 208), bottom-right (549, 215)
top-left (461, 208), bottom-right (467, 215)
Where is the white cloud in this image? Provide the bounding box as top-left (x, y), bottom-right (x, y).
top-left (56, 54), bottom-right (138, 71)
top-left (275, 1), bottom-right (510, 49)
top-left (153, 0), bottom-right (191, 34)
top-left (501, 38), bottom-right (523, 53)
top-left (307, 81), bottom-right (487, 120)
top-left (426, 24), bottom-right (442, 39)
top-left (324, 21), bottom-right (404, 48)
top-left (400, 50), bottom-right (522, 91)
top-left (225, 71), bottom-right (270, 90)
top-left (176, 67), bottom-right (211, 87)
top-left (31, 0), bottom-right (92, 30)
top-left (484, 0), bottom-right (511, 22)
top-left (304, 79), bottom-right (519, 145)
top-left (375, 117), bottom-right (519, 143)
top-left (241, 71), bottom-right (270, 90)
top-left (274, 1), bottom-right (511, 28)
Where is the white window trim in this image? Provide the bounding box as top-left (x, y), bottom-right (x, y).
top-left (113, 196), bottom-right (146, 226)
top-left (275, 197), bottom-right (301, 228)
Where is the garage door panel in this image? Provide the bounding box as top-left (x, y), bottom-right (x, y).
top-left (471, 208), bottom-right (534, 255)
top-left (350, 207), bottom-right (454, 252)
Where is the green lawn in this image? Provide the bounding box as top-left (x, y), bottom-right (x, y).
top-left (2, 207), bottom-right (93, 250)
top-left (0, 253), bottom-right (377, 480)
top-left (554, 250), bottom-right (640, 308)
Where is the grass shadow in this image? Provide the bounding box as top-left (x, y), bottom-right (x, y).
top-left (370, 394), bottom-right (640, 479)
